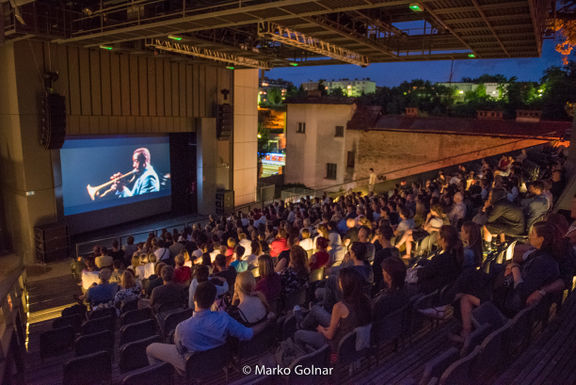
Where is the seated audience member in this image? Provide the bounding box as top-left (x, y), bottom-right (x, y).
top-left (255, 255), bottom-right (282, 307)
top-left (146, 262), bottom-right (166, 296)
top-left (280, 246), bottom-right (310, 299)
top-left (85, 268), bottom-right (118, 309)
top-left (238, 232), bottom-right (252, 257)
top-left (270, 230), bottom-right (289, 258)
top-left (123, 236), bottom-right (139, 266)
top-left (448, 192), bottom-right (467, 226)
top-left (188, 265), bottom-right (229, 310)
top-left (213, 254), bottom-right (237, 292)
top-left (373, 257), bottom-right (408, 320)
top-left (358, 226), bottom-right (375, 262)
top-left (173, 252), bottom-right (192, 285)
top-left (109, 239), bottom-right (125, 263)
top-left (154, 240), bottom-right (171, 263)
top-left (481, 188), bottom-right (525, 241)
top-left (169, 234), bottom-right (185, 258)
top-left (147, 282), bottom-right (266, 375)
top-left (246, 239), bottom-right (262, 269)
top-left (225, 237), bottom-right (237, 265)
top-left (109, 259), bottom-right (125, 284)
top-left (460, 221), bottom-right (482, 268)
top-left (230, 246), bottom-right (249, 273)
top-left (114, 270), bottom-right (141, 309)
top-left (231, 271), bottom-right (268, 325)
top-left (81, 258), bottom-right (100, 292)
top-left (372, 225), bottom-right (400, 292)
top-left (95, 247), bottom-right (113, 269)
top-left (522, 181), bottom-right (549, 232)
top-left (309, 237), bottom-right (330, 272)
top-left (135, 254), bottom-right (155, 280)
top-left (299, 228), bottom-right (315, 257)
top-left (150, 266), bottom-right (186, 314)
top-left (295, 267), bottom-right (371, 352)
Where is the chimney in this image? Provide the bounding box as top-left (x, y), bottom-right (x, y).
top-left (476, 110), bottom-right (503, 120)
top-left (516, 110), bottom-right (542, 123)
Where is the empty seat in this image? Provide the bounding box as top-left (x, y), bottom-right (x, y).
top-left (371, 304), bottom-right (407, 358)
top-left (288, 344), bottom-right (330, 385)
top-left (120, 362), bottom-right (174, 385)
top-left (419, 347), bottom-right (459, 385)
top-left (88, 307), bottom-right (116, 321)
top-left (120, 299), bottom-right (139, 314)
top-left (63, 350), bottom-right (111, 385)
top-left (120, 319), bottom-right (157, 346)
top-left (507, 304), bottom-right (535, 355)
top-left (40, 326), bottom-right (75, 361)
top-left (476, 323), bottom-right (513, 376)
top-left (119, 335), bottom-right (161, 373)
top-left (186, 343), bottom-right (232, 383)
top-left (121, 308), bottom-right (153, 327)
top-left (74, 330), bottom-right (114, 357)
top-left (62, 304), bottom-right (87, 318)
top-left (81, 315), bottom-right (114, 335)
top-left (53, 314), bottom-right (83, 333)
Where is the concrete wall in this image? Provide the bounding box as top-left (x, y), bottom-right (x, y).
top-left (233, 69), bottom-right (258, 206)
top-left (285, 103), bottom-right (356, 188)
top-left (348, 130), bottom-right (549, 182)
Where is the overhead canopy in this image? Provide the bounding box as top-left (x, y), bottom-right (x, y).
top-left (2, 0), bottom-right (553, 67)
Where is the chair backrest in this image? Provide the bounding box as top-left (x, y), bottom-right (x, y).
top-left (120, 319), bottom-right (157, 346)
top-left (121, 308), bottom-right (153, 327)
top-left (471, 302), bottom-right (508, 330)
top-left (439, 346), bottom-right (481, 385)
top-left (81, 315), bottom-right (114, 335)
top-left (186, 343), bottom-right (232, 382)
top-left (88, 307), bottom-right (116, 321)
top-left (62, 304), bottom-right (87, 318)
top-left (288, 343), bottom-right (330, 384)
top-left (309, 268), bottom-right (325, 283)
top-left (120, 362), bottom-right (174, 385)
top-left (40, 326), bottom-right (75, 360)
top-left (281, 313), bottom-right (298, 341)
top-left (75, 330), bottom-right (114, 357)
top-left (460, 323), bottom-right (492, 357)
top-left (119, 335), bottom-right (162, 373)
top-left (283, 288), bottom-right (307, 312)
top-left (53, 314), bottom-right (83, 333)
top-left (238, 321), bottom-right (275, 360)
top-left (63, 350), bottom-right (112, 385)
top-left (162, 308), bottom-right (193, 337)
top-left (120, 299), bottom-right (139, 314)
top-left (419, 347), bottom-right (459, 385)
top-left (336, 329), bottom-right (357, 367)
top-left (507, 304), bottom-right (535, 355)
top-left (372, 305), bottom-right (408, 346)
top-left (475, 323), bottom-right (513, 377)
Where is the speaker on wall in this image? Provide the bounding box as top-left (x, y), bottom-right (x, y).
top-left (217, 103), bottom-right (233, 140)
top-left (40, 92), bottom-right (66, 150)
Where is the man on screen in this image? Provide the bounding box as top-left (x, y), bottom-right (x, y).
top-left (111, 147), bottom-right (160, 198)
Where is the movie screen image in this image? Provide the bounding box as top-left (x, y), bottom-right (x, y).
top-left (60, 136), bottom-right (171, 216)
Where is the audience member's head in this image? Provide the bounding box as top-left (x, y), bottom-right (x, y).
top-left (161, 266), bottom-right (174, 283)
top-left (381, 257), bottom-right (406, 291)
top-left (194, 282), bottom-right (217, 310)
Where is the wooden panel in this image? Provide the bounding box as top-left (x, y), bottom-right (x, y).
top-left (120, 54), bottom-right (131, 116)
top-left (156, 59), bottom-right (164, 116)
top-left (185, 64), bottom-right (193, 117)
top-left (171, 62), bottom-right (179, 116)
top-left (67, 47), bottom-right (81, 116)
top-left (198, 65), bottom-right (206, 117)
top-left (100, 51), bottom-right (112, 116)
top-left (205, 66), bottom-right (217, 117)
top-left (89, 50), bottom-right (102, 116)
top-left (53, 45), bottom-right (70, 114)
top-left (138, 56), bottom-right (148, 116)
top-left (129, 55), bottom-right (139, 116)
top-left (78, 49), bottom-right (91, 115)
top-left (147, 57), bottom-right (156, 116)
top-left (110, 54), bottom-right (122, 116)
top-left (193, 65), bottom-right (200, 118)
top-left (179, 63), bottom-right (186, 118)
top-left (164, 59), bottom-right (172, 117)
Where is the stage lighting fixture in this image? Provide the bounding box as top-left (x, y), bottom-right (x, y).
top-left (409, 3), bottom-right (424, 12)
top-left (226, 66), bottom-right (235, 70)
top-left (258, 22), bottom-right (369, 67)
top-left (99, 45), bottom-right (113, 50)
top-left (168, 35), bottom-right (183, 41)
top-left (468, 53), bottom-right (476, 58)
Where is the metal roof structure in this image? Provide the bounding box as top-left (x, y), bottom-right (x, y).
top-left (1, 0), bottom-right (553, 68)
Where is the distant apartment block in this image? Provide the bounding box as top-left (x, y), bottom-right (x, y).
top-left (302, 79), bottom-right (376, 97)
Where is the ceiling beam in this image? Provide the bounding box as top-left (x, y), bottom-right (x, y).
top-left (470, 0), bottom-right (510, 57)
top-left (431, 1), bottom-right (528, 15)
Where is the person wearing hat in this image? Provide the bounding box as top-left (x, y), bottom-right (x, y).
top-left (84, 268), bottom-right (118, 308)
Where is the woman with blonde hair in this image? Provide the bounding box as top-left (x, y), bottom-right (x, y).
top-left (232, 271), bottom-right (269, 325)
top-left (114, 270), bottom-right (141, 308)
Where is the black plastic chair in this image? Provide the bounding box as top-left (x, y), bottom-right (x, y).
top-left (283, 288), bottom-right (307, 313)
top-left (160, 308), bottom-right (193, 339)
top-left (120, 299), bottom-right (139, 314)
top-left (460, 323), bottom-right (492, 357)
top-left (53, 314), bottom-right (83, 333)
top-left (40, 326), bottom-right (75, 361)
top-left (476, 322), bottom-right (513, 376)
top-left (419, 347), bottom-right (459, 385)
top-left (439, 346), bottom-right (481, 385)
top-left (120, 318), bottom-right (157, 346)
top-left (471, 302), bottom-right (508, 330)
top-left (88, 307), bottom-right (116, 321)
top-left (120, 362), bottom-right (174, 385)
top-left (74, 330), bottom-right (114, 357)
top-left (288, 344), bottom-right (330, 385)
top-left (81, 315), bottom-right (114, 335)
top-left (371, 304), bottom-right (407, 360)
top-left (507, 304), bottom-right (535, 356)
top-left (120, 308), bottom-right (153, 327)
top-left (186, 343), bottom-right (232, 384)
top-left (63, 350), bottom-right (111, 385)
top-left (119, 335), bottom-right (162, 373)
top-left (237, 321), bottom-right (275, 362)
top-left (62, 304), bottom-right (87, 318)
top-left (279, 313), bottom-right (297, 341)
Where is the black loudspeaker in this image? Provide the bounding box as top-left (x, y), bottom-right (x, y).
top-left (217, 103), bottom-right (233, 140)
top-left (215, 189), bottom-right (234, 215)
top-left (34, 223), bottom-right (69, 263)
top-left (40, 93), bottom-right (66, 149)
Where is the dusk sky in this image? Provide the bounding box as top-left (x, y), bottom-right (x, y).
top-left (267, 40), bottom-right (567, 87)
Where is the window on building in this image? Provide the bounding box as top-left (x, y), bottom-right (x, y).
top-left (347, 151), bottom-right (355, 168)
top-left (335, 125), bottom-right (344, 137)
top-left (297, 122), bottom-right (306, 133)
top-left (326, 163), bottom-right (337, 180)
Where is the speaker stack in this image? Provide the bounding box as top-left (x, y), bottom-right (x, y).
top-left (40, 93), bottom-right (66, 150)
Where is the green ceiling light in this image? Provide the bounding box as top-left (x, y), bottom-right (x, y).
top-left (468, 53), bottom-right (476, 58)
top-left (409, 3), bottom-right (424, 12)
top-left (289, 62), bottom-right (299, 67)
top-left (99, 45), bottom-right (113, 50)
top-left (226, 66), bottom-right (235, 70)
top-left (168, 35), bottom-right (183, 41)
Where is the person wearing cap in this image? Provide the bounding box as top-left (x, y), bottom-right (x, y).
top-left (84, 268), bottom-right (118, 308)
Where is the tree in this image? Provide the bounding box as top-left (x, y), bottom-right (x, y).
top-left (330, 87), bottom-right (345, 97)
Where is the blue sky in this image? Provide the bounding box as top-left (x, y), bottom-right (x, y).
top-left (267, 40), bottom-right (567, 87)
